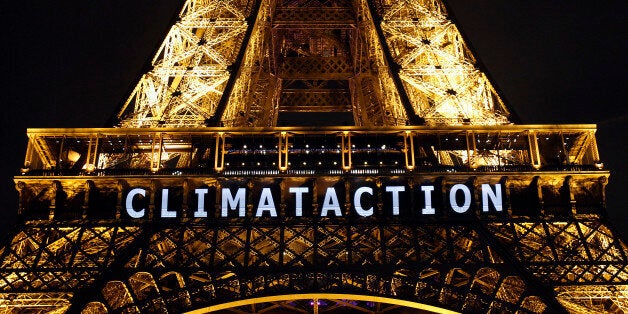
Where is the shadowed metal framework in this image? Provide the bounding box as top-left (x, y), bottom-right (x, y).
top-left (2, 0), bottom-right (626, 313)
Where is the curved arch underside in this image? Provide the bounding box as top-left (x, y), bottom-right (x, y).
top-left (81, 268), bottom-right (547, 313)
top-left (186, 293), bottom-right (456, 313)
top-left (73, 221), bottom-right (553, 313)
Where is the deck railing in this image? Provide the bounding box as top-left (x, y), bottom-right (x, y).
top-left (19, 125), bottom-right (603, 176)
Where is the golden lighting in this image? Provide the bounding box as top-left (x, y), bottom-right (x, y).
top-left (67, 150), bottom-right (81, 163)
top-left (185, 293), bottom-right (459, 314)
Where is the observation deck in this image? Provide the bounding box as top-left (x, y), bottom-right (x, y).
top-left (20, 124), bottom-right (602, 177)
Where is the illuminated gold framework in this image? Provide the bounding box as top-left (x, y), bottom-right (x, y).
top-left (21, 124), bottom-right (601, 176)
top-left (185, 293), bottom-right (459, 313)
top-left (117, 0), bottom-right (510, 128)
top-left (2, 0), bottom-right (626, 313)
top-left (5, 124), bottom-right (626, 313)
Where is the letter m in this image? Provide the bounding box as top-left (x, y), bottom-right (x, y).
top-left (222, 188), bottom-right (246, 217)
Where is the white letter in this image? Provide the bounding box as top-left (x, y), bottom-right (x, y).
top-left (194, 188), bottom-right (209, 218)
top-left (256, 188), bottom-right (277, 217)
top-left (385, 186), bottom-right (405, 215)
top-left (354, 186), bottom-right (373, 217)
top-left (449, 184), bottom-right (471, 213)
top-left (161, 189), bottom-right (177, 218)
top-left (222, 188), bottom-right (246, 217)
top-left (482, 184), bottom-right (503, 212)
top-left (421, 185), bottom-right (436, 215)
top-left (126, 188), bottom-right (146, 218)
top-left (321, 187), bottom-right (342, 217)
top-left (289, 187), bottom-right (309, 217)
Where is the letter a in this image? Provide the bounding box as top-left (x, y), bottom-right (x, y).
top-left (256, 188), bottom-right (277, 217)
top-left (321, 187), bottom-right (342, 217)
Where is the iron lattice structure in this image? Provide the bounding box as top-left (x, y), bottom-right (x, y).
top-left (116, 0), bottom-right (509, 128)
top-left (2, 0), bottom-right (626, 313)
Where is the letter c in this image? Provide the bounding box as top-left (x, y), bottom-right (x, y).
top-left (354, 186), bottom-right (374, 217)
top-left (126, 188), bottom-right (146, 218)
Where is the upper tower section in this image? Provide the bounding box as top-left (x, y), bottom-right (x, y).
top-left (116, 0), bottom-right (255, 128)
top-left (374, 0), bottom-right (511, 125)
top-left (116, 0), bottom-right (512, 128)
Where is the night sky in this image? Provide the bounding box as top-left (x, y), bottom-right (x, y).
top-left (1, 1), bottom-right (626, 239)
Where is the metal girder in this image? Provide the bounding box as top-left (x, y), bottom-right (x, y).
top-left (556, 285), bottom-right (628, 313)
top-left (115, 0), bottom-right (512, 128)
top-left (3, 165), bottom-right (623, 313)
top-left (115, 0), bottom-right (419, 127)
top-left (19, 125), bottom-right (602, 174)
top-left (375, 0), bottom-right (511, 125)
top-left (118, 0), bottom-right (509, 127)
top-left (0, 292), bottom-right (72, 313)
top-left (24, 221), bottom-right (558, 313)
top-left (117, 0), bottom-right (252, 128)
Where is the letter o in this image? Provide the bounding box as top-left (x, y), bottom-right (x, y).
top-left (449, 184), bottom-right (471, 214)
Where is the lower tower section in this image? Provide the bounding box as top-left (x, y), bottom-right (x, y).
top-left (1, 125), bottom-right (625, 313)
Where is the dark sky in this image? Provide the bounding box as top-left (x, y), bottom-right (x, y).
top-left (1, 1), bottom-right (626, 238)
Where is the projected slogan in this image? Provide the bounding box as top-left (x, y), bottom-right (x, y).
top-left (123, 178), bottom-right (504, 219)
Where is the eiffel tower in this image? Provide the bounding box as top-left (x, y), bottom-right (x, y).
top-left (2, 0), bottom-right (625, 313)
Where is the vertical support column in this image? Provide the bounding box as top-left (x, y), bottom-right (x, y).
top-left (214, 180), bottom-right (223, 219)
top-left (15, 181), bottom-right (27, 216)
top-left (279, 179), bottom-right (287, 220)
top-left (341, 132), bottom-right (352, 171)
top-left (85, 134), bottom-right (99, 173)
top-left (278, 132), bottom-right (289, 171)
top-left (532, 176), bottom-right (544, 215)
top-left (349, 78), bottom-right (363, 126)
top-left (497, 131), bottom-right (502, 168)
top-left (312, 178), bottom-right (319, 217)
top-left (49, 181), bottom-right (62, 220)
top-left (214, 132), bottom-right (226, 172)
top-left (29, 134), bottom-right (55, 170)
top-left (148, 180), bottom-right (157, 220)
top-left (560, 132), bottom-right (568, 165)
top-left (466, 131), bottom-right (477, 169)
top-left (501, 176), bottom-right (512, 216)
top-left (116, 180), bottom-right (126, 219)
top-left (435, 177), bottom-right (447, 218)
top-left (564, 176), bottom-right (577, 215)
top-left (470, 177), bottom-right (480, 217)
top-left (151, 133), bottom-right (163, 172)
top-left (208, 0), bottom-right (265, 126)
top-left (403, 131), bottom-right (415, 170)
top-left (361, 0), bottom-right (423, 125)
top-left (182, 179), bottom-right (189, 221)
top-left (22, 137), bottom-right (35, 173)
top-left (599, 176), bottom-right (608, 209)
top-left (528, 130), bottom-right (541, 169)
top-left (83, 180), bottom-right (95, 219)
top-left (590, 130), bottom-right (603, 169)
top-left (344, 179), bottom-right (351, 216)
top-left (57, 136), bottom-right (66, 170)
